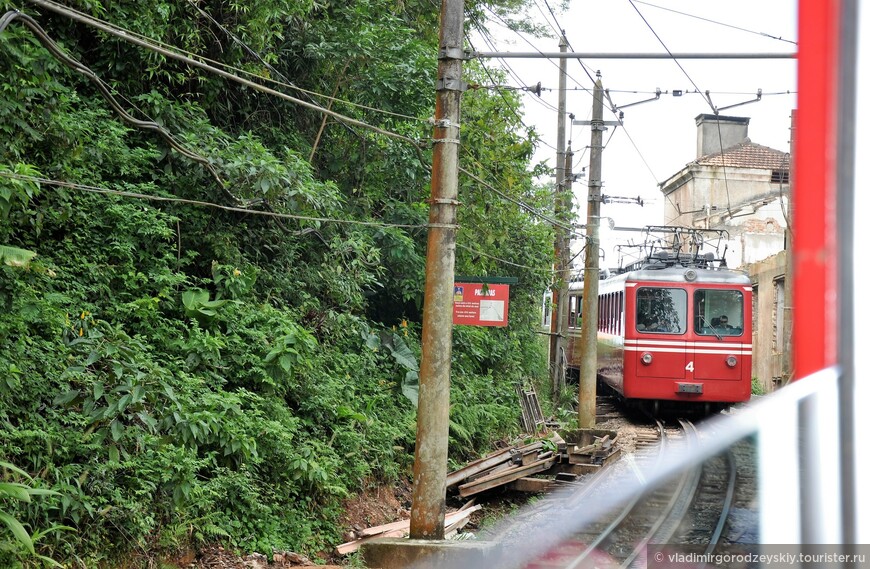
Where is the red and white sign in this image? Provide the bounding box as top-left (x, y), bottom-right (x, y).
top-left (452, 283), bottom-right (510, 327)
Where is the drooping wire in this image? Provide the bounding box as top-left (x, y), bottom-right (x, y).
top-left (631, 0), bottom-right (796, 45)
top-left (0, 172), bottom-right (431, 230)
top-left (0, 10), bottom-right (232, 196)
top-left (457, 242), bottom-right (556, 274)
top-left (627, 0), bottom-right (715, 115)
top-left (464, 26), bottom-right (557, 153)
top-left (24, 0), bottom-right (429, 147)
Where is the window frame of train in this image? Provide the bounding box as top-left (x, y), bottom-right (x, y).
top-left (693, 289), bottom-right (744, 337)
top-left (635, 287), bottom-right (687, 334)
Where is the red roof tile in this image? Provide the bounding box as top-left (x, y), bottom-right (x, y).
top-left (694, 139), bottom-right (790, 170)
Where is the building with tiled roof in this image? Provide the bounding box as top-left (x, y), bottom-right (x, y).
top-left (659, 114), bottom-right (791, 269)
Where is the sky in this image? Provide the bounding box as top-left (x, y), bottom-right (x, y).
top-left (475, 0), bottom-right (797, 266)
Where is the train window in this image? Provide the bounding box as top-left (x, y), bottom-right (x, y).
top-left (694, 289), bottom-right (744, 336)
top-left (618, 291), bottom-right (624, 335)
top-left (635, 287), bottom-right (687, 334)
top-left (568, 295), bottom-right (577, 328)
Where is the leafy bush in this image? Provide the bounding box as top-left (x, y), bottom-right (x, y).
top-left (0, 0), bottom-right (553, 563)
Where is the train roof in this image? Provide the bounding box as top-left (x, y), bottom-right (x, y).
top-left (622, 266), bottom-right (751, 285)
top-left (568, 265), bottom-right (750, 291)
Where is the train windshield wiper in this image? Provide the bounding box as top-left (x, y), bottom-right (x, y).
top-left (700, 316), bottom-right (722, 340)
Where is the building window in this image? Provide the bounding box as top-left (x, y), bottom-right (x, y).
top-left (771, 169), bottom-right (789, 184)
top-left (773, 277), bottom-right (785, 353)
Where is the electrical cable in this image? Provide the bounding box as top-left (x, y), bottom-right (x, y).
top-left (631, 0), bottom-right (796, 45)
top-left (465, 28), bottom-right (557, 152)
top-left (0, 171), bottom-right (431, 230)
top-left (23, 0), bottom-right (427, 150)
top-left (458, 162), bottom-right (587, 240)
top-left (11, 3), bottom-right (580, 246)
top-left (456, 243), bottom-right (556, 274)
top-left (627, 0), bottom-right (715, 114)
top-left (0, 10), bottom-right (233, 197)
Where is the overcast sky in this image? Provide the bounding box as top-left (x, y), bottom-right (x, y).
top-left (475, 0), bottom-right (797, 264)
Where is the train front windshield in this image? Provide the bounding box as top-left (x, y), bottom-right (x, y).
top-left (694, 289), bottom-right (744, 336)
top-left (635, 288), bottom-right (688, 333)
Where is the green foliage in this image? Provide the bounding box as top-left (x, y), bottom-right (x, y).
top-left (0, 0), bottom-right (556, 564)
top-left (751, 376), bottom-right (766, 395)
top-left (0, 461), bottom-right (70, 567)
top-left (361, 324), bottom-right (420, 406)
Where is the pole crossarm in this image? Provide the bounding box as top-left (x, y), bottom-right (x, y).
top-left (470, 51), bottom-right (796, 60)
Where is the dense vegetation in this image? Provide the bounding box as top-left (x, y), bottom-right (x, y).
top-left (1, 0), bottom-right (558, 564)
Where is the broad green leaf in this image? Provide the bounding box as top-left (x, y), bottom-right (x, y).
top-left (0, 461), bottom-right (31, 479)
top-left (52, 389), bottom-right (79, 406)
top-left (0, 245), bottom-right (36, 268)
top-left (401, 370), bottom-right (419, 408)
top-left (110, 419), bottom-right (124, 441)
top-left (389, 336), bottom-right (419, 371)
top-left (0, 511), bottom-right (34, 554)
top-left (0, 482), bottom-right (32, 502)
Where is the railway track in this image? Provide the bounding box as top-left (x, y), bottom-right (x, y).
top-left (520, 419), bottom-right (745, 569)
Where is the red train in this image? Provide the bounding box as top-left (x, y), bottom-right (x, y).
top-left (565, 227), bottom-right (753, 413)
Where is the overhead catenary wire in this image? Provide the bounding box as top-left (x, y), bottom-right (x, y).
top-left (471, 12), bottom-right (563, 116)
top-left (464, 27), bottom-right (558, 153)
top-left (627, 0), bottom-right (714, 114)
top-left (631, 0), bottom-right (797, 45)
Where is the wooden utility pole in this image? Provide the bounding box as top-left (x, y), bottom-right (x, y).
top-left (409, 0), bottom-right (464, 540)
top-left (549, 35), bottom-right (569, 399)
top-left (577, 77), bottom-right (604, 428)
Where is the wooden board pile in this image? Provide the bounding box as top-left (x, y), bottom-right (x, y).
top-left (335, 501), bottom-right (482, 555)
top-left (447, 429), bottom-right (620, 498)
top-left (335, 430), bottom-right (620, 556)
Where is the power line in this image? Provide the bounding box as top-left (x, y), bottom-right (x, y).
top-left (0, 172), bottom-right (430, 230)
top-left (472, 13), bottom-right (562, 116)
top-left (457, 243), bottom-right (555, 274)
top-left (24, 0), bottom-right (427, 149)
top-left (458, 162), bottom-right (586, 240)
top-left (464, 27), bottom-right (557, 152)
top-left (631, 0), bottom-right (797, 45)
top-left (180, 0), bottom-right (430, 128)
top-left (23, 0), bottom-right (644, 261)
top-left (484, 6), bottom-right (595, 96)
top-left (627, 0), bottom-right (714, 114)
top-left (533, 0), bottom-right (564, 39)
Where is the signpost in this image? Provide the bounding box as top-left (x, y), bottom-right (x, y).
top-left (453, 276), bottom-right (517, 327)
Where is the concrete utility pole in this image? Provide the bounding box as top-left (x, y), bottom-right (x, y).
top-left (782, 109), bottom-right (796, 383)
top-left (549, 35), bottom-right (570, 399)
top-left (409, 0), bottom-right (464, 540)
top-left (577, 77), bottom-right (605, 428)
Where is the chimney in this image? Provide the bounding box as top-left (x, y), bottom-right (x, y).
top-left (695, 114), bottom-right (750, 158)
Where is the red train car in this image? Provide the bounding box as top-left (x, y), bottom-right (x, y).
top-left (565, 228), bottom-right (752, 413)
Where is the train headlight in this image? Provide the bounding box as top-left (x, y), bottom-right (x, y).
top-left (684, 268), bottom-right (697, 281)
top-left (726, 355), bottom-right (738, 368)
top-left (641, 352), bottom-right (653, 365)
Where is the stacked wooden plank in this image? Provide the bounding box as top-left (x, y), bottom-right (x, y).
top-left (447, 430), bottom-right (621, 498)
top-left (335, 502), bottom-right (482, 555)
top-left (335, 430), bottom-right (622, 556)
